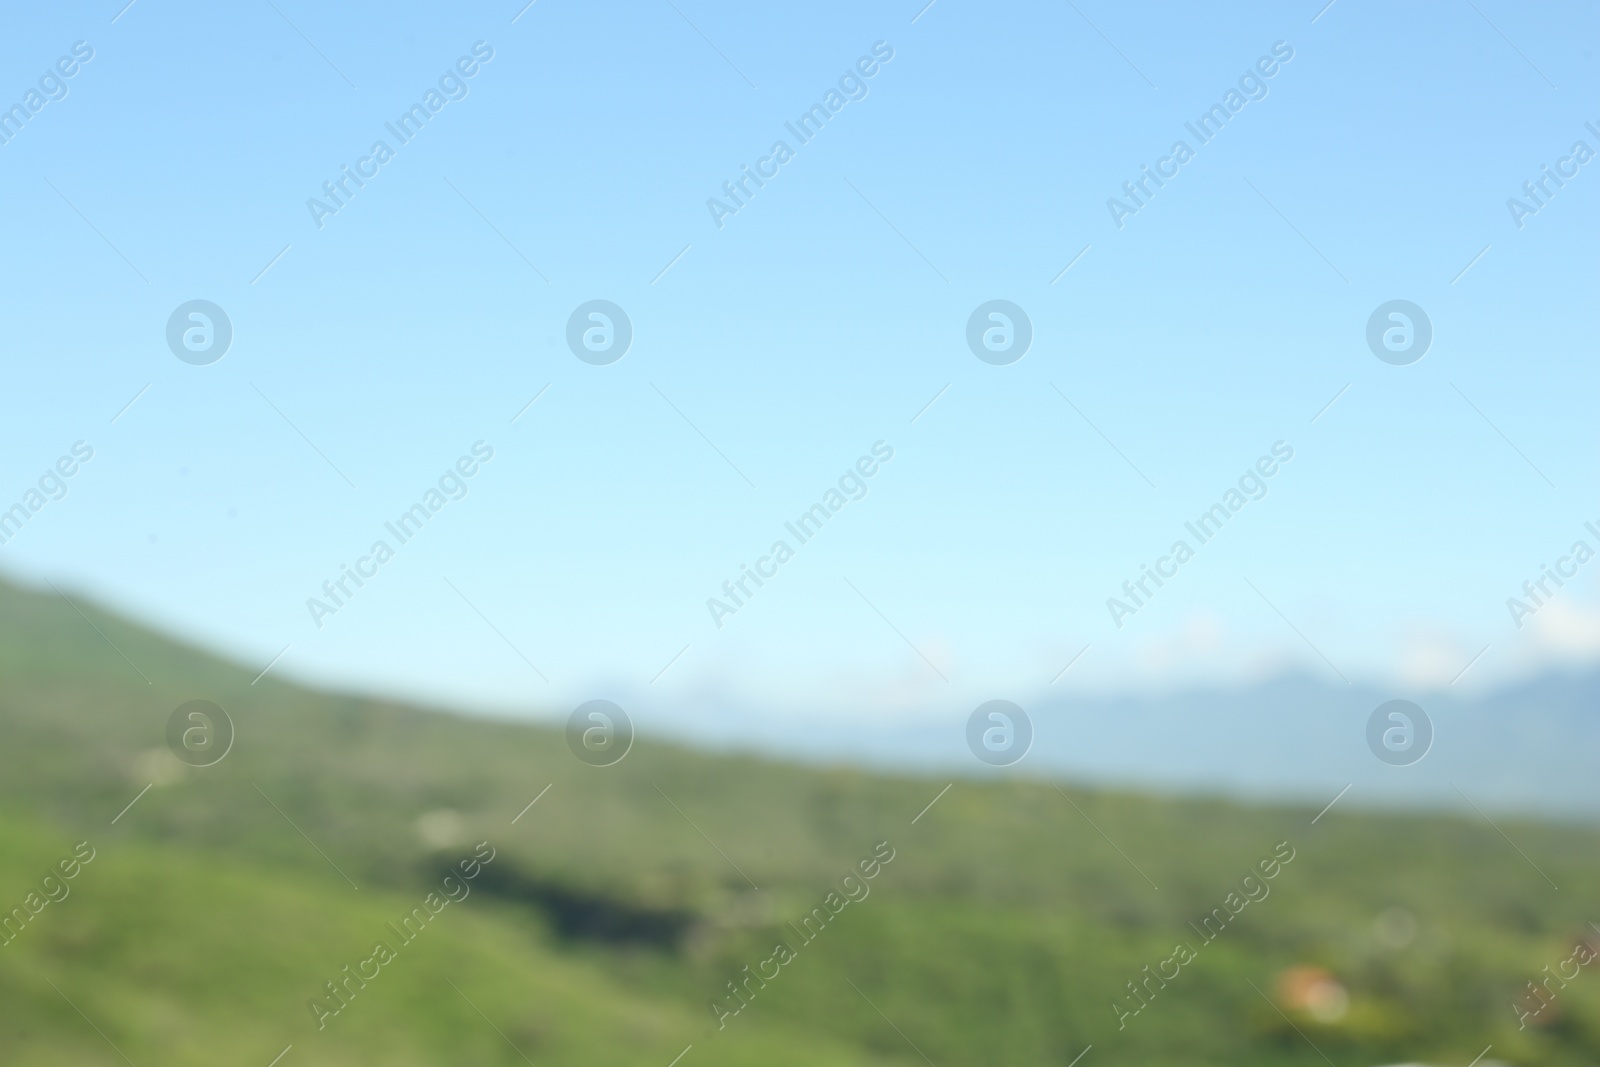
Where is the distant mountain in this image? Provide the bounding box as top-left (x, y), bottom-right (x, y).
top-left (653, 670), bottom-right (1600, 820)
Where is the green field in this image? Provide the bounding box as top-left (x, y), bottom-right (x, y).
top-left (0, 576), bottom-right (1595, 1066)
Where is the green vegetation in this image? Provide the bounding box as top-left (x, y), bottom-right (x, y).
top-left (0, 576), bottom-right (1595, 1066)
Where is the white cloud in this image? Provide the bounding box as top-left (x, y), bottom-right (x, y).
top-left (1395, 629), bottom-right (1473, 688)
top-left (1530, 596), bottom-right (1600, 655)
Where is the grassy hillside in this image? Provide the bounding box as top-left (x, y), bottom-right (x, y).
top-left (0, 576), bottom-right (1596, 1066)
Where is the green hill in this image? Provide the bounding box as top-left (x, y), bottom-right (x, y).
top-left (0, 576), bottom-right (1595, 1066)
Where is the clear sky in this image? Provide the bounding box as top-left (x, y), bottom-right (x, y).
top-left (1, 0), bottom-right (1596, 737)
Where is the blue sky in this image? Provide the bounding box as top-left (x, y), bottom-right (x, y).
top-left (1, 0), bottom-right (1596, 735)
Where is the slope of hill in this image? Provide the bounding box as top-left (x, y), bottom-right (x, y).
top-left (1, 576), bottom-right (1596, 1066)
